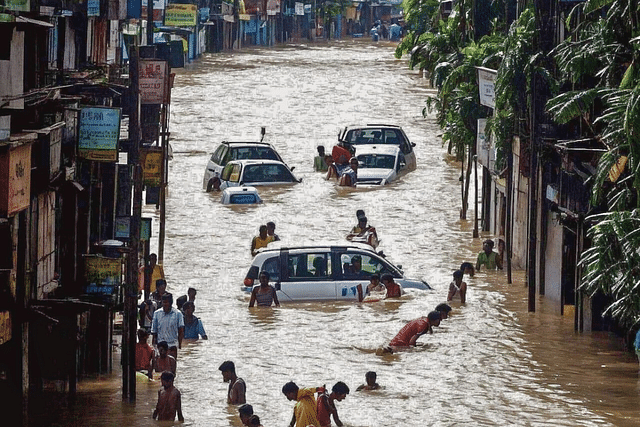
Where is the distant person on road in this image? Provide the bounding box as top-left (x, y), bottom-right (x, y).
top-left (381, 273), bottom-right (403, 298)
top-left (387, 311), bottom-right (442, 350)
top-left (476, 239), bottom-right (503, 271)
top-left (447, 270), bottom-right (467, 304)
top-left (219, 360), bottom-right (246, 405)
top-left (317, 381), bottom-right (349, 427)
top-left (151, 293), bottom-right (184, 359)
top-left (153, 340), bottom-right (177, 375)
top-left (389, 22), bottom-right (402, 41)
top-left (356, 371), bottom-right (381, 391)
top-left (249, 270), bottom-right (280, 307)
top-left (266, 221), bottom-right (280, 241)
top-left (153, 371), bottom-right (184, 422)
top-left (182, 301), bottom-right (208, 340)
top-left (138, 298), bottom-right (157, 330)
top-left (338, 157), bottom-right (358, 187)
top-left (282, 381), bottom-right (324, 427)
top-left (314, 145), bottom-right (328, 172)
top-left (251, 225), bottom-right (274, 257)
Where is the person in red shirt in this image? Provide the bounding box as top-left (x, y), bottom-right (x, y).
top-left (135, 329), bottom-right (155, 379)
top-left (381, 273), bottom-right (403, 298)
top-left (317, 382), bottom-right (349, 427)
top-left (387, 311), bottom-right (441, 349)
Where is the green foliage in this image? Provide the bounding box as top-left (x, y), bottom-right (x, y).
top-left (580, 209), bottom-right (640, 328)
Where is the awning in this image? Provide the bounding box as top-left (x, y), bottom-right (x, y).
top-left (16, 16), bottom-right (54, 27)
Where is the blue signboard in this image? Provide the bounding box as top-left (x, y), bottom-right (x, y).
top-left (78, 107), bottom-right (121, 162)
top-left (88, 0), bottom-right (100, 16)
top-left (127, 0), bottom-right (141, 19)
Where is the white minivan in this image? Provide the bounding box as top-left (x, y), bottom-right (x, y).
top-left (242, 243), bottom-right (430, 302)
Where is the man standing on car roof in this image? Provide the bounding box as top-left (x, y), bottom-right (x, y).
top-left (251, 225), bottom-right (274, 257)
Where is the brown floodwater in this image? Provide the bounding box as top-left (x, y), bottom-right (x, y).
top-left (38, 40), bottom-right (640, 426)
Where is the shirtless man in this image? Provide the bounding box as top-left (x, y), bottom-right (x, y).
top-left (356, 371), bottom-right (381, 391)
top-left (153, 371), bottom-right (184, 422)
top-left (153, 341), bottom-right (176, 375)
top-left (447, 270), bottom-right (467, 303)
top-left (381, 273), bottom-right (403, 298)
top-left (219, 360), bottom-right (246, 404)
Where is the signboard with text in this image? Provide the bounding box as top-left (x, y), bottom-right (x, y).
top-left (164, 3), bottom-right (197, 27)
top-left (139, 60), bottom-right (168, 104)
top-left (84, 255), bottom-right (122, 294)
top-left (0, 142), bottom-right (32, 216)
top-left (142, 147), bottom-right (163, 186)
top-left (477, 67), bottom-right (496, 109)
top-left (88, 0), bottom-right (100, 16)
top-left (78, 107), bottom-right (121, 161)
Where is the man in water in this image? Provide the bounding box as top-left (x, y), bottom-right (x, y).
top-left (387, 310), bottom-right (442, 350)
top-left (338, 157), bottom-right (358, 187)
top-left (317, 381), bottom-right (349, 427)
top-left (151, 293), bottom-right (184, 359)
top-left (476, 239), bottom-right (503, 271)
top-left (153, 371), bottom-right (184, 422)
top-left (219, 360), bottom-right (246, 404)
top-left (282, 381), bottom-right (324, 427)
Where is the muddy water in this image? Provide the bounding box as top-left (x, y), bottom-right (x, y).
top-left (51, 41), bottom-right (640, 426)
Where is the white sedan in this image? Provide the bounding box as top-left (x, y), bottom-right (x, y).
top-left (354, 145), bottom-right (407, 185)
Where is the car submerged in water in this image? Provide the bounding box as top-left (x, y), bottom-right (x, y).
top-left (203, 141), bottom-right (285, 191)
top-left (354, 145), bottom-right (408, 185)
top-left (338, 124), bottom-right (417, 172)
top-left (219, 159), bottom-right (300, 189)
top-left (242, 243), bottom-right (430, 302)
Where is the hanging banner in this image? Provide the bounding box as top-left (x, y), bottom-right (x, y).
top-left (141, 147), bottom-right (163, 186)
top-left (164, 3), bottom-right (197, 27)
top-left (139, 60), bottom-right (168, 104)
top-left (0, 142), bottom-right (32, 216)
top-left (84, 255), bottom-right (122, 295)
top-left (476, 67), bottom-right (496, 109)
top-left (78, 107), bottom-right (121, 162)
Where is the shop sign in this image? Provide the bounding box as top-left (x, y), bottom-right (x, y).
top-left (0, 13), bottom-right (14, 22)
top-left (114, 216), bottom-right (152, 240)
top-left (139, 60), bottom-right (168, 104)
top-left (5, 0), bottom-right (29, 12)
top-left (165, 3), bottom-right (197, 27)
top-left (476, 66), bottom-right (496, 109)
top-left (304, 4), bottom-right (311, 13)
top-left (0, 142), bottom-right (32, 216)
top-left (295, 2), bottom-right (304, 15)
top-left (84, 255), bottom-right (122, 294)
top-left (0, 116), bottom-right (9, 141)
top-left (141, 147), bottom-right (163, 186)
top-left (78, 107), bottom-right (121, 162)
top-left (88, 0), bottom-right (100, 16)
top-left (267, 0), bottom-right (280, 15)
top-left (0, 311), bottom-right (10, 345)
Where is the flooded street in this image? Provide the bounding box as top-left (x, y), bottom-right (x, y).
top-left (50, 40), bottom-right (640, 426)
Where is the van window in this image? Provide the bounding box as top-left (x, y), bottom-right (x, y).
top-left (340, 252), bottom-right (387, 279)
top-left (229, 194), bottom-right (258, 204)
top-left (288, 253), bottom-right (331, 279)
top-left (212, 145), bottom-right (226, 165)
top-left (261, 256), bottom-right (280, 282)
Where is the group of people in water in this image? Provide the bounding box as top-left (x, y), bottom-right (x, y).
top-left (314, 144), bottom-right (359, 187)
top-left (134, 272), bottom-right (208, 422)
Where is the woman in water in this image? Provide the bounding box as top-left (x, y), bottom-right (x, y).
top-left (249, 270), bottom-right (280, 307)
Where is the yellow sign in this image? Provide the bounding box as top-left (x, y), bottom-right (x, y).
top-left (84, 255), bottom-right (122, 294)
top-left (0, 142), bottom-right (32, 216)
top-left (142, 148), bottom-right (163, 186)
top-left (164, 3), bottom-right (197, 27)
top-left (0, 311), bottom-right (11, 345)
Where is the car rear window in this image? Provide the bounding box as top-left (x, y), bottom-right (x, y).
top-left (231, 146), bottom-right (279, 161)
top-left (229, 194), bottom-right (258, 204)
top-left (244, 164), bottom-right (292, 183)
top-left (357, 154), bottom-right (395, 169)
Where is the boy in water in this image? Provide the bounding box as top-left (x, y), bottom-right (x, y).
top-left (282, 381), bottom-right (325, 427)
top-left (152, 371), bottom-right (184, 422)
top-left (356, 371), bottom-right (381, 391)
top-left (317, 381), bottom-right (349, 427)
top-left (219, 360), bottom-right (246, 404)
top-left (153, 341), bottom-right (176, 375)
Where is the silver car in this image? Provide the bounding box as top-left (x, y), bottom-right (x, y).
top-left (243, 243), bottom-right (430, 302)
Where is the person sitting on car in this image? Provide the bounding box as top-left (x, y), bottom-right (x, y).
top-left (251, 225), bottom-right (274, 257)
